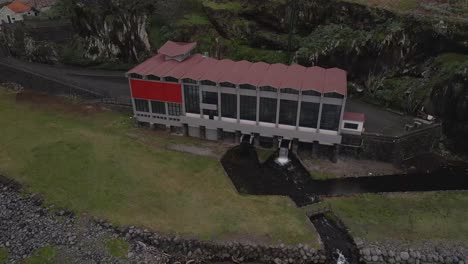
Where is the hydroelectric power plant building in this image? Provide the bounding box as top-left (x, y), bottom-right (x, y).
top-left (127, 41), bottom-right (365, 148)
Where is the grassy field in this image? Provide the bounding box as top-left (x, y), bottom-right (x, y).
top-left (0, 248), bottom-right (8, 264)
top-left (327, 192), bottom-right (468, 241)
top-left (105, 238), bottom-right (129, 260)
top-left (23, 246), bottom-right (57, 264)
top-left (0, 90), bottom-right (315, 245)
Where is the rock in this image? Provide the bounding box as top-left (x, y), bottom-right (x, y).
top-left (363, 248), bottom-right (371, 256)
top-left (401, 252), bottom-right (410, 260)
top-left (372, 255), bottom-right (379, 261)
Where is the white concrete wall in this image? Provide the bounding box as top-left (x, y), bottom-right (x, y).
top-left (0, 7), bottom-right (30, 25)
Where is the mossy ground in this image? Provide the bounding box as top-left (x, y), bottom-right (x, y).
top-left (0, 248), bottom-right (8, 264)
top-left (23, 246), bottom-right (57, 264)
top-left (326, 192), bottom-right (468, 241)
top-left (105, 238), bottom-right (129, 260)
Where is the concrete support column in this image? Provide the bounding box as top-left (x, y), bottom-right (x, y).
top-left (254, 134), bottom-right (260, 147)
top-left (317, 94), bottom-right (324, 133)
top-left (128, 79), bottom-right (137, 114)
top-left (236, 85), bottom-right (240, 123)
top-left (235, 131), bottom-right (241, 144)
top-left (273, 136), bottom-right (279, 150)
top-left (180, 80), bottom-right (186, 115)
top-left (217, 84), bottom-right (222, 121)
top-left (198, 81), bottom-right (203, 118)
top-left (217, 128), bottom-right (223, 141)
top-left (183, 124), bottom-right (189, 137)
top-left (292, 139), bottom-right (299, 154)
top-left (338, 96), bottom-right (347, 134)
top-left (295, 92), bottom-right (302, 130)
top-left (312, 141), bottom-right (319, 159)
top-left (275, 90), bottom-right (281, 128)
top-left (331, 144), bottom-right (340, 163)
top-left (199, 126), bottom-right (206, 140)
top-left (256, 87), bottom-right (260, 125)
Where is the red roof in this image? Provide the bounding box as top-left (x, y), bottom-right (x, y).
top-left (129, 41), bottom-right (348, 96)
top-left (18, 0), bottom-right (57, 9)
top-left (158, 41), bottom-right (197, 57)
top-left (7, 1), bottom-right (31, 13)
top-left (343, 112), bottom-right (365, 122)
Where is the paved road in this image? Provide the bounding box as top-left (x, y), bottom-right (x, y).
top-left (0, 57), bottom-right (130, 100)
top-left (0, 57), bottom-right (413, 136)
top-left (346, 98), bottom-right (414, 136)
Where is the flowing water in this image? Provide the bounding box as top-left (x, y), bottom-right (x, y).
top-left (220, 143), bottom-right (468, 263)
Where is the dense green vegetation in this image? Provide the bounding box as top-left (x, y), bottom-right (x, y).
top-left (23, 246), bottom-right (57, 264)
top-left (327, 192), bottom-right (468, 241)
top-left (105, 238), bottom-right (129, 259)
top-left (0, 90), bottom-right (314, 245)
top-left (0, 248), bottom-right (8, 264)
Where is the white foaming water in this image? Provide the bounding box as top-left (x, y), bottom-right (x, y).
top-left (275, 148), bottom-right (290, 166)
top-left (336, 250), bottom-right (348, 264)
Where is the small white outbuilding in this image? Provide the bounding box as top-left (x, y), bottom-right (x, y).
top-left (0, 1), bottom-right (35, 25)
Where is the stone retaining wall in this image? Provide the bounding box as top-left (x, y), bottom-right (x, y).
top-left (96, 221), bottom-right (327, 264)
top-left (358, 242), bottom-right (467, 264)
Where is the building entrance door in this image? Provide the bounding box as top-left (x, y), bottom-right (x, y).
top-left (7, 15), bottom-right (12, 24)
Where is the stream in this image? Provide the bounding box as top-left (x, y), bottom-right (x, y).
top-left (220, 143), bottom-right (468, 264)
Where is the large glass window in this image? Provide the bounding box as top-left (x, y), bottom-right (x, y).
top-left (280, 88), bottom-right (299, 94)
top-left (320, 104), bottom-right (342, 131)
top-left (220, 82), bottom-right (236, 88)
top-left (240, 84), bottom-right (256, 90)
top-left (184, 85), bottom-right (200, 114)
top-left (240, 95), bottom-right (256, 121)
top-left (259, 97), bottom-right (277, 123)
top-left (151, 101), bottom-right (166, 114)
top-left (302, 90), bottom-right (321, 97)
top-left (299, 102), bottom-right (320, 128)
top-left (260, 86), bottom-right (277, 92)
top-left (221, 93), bottom-right (237, 118)
top-left (279, 100), bottom-right (298, 126)
top-left (130, 73), bottom-right (143, 79)
top-left (165, 76), bottom-right (179, 83)
top-left (135, 99), bottom-right (149, 112)
top-left (183, 78), bottom-right (197, 84)
top-left (201, 80), bottom-right (216, 86)
top-left (168, 103), bottom-right (182, 116)
top-left (202, 91), bottom-right (218, 105)
top-left (344, 123), bottom-right (359, 130)
top-left (147, 75), bottom-right (160, 81)
top-left (324, 92), bottom-right (344, 99)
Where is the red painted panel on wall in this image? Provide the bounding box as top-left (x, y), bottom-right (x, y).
top-left (130, 79), bottom-right (182, 103)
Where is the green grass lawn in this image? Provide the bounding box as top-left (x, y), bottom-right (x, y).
top-left (0, 248), bottom-right (8, 264)
top-left (326, 192), bottom-right (468, 241)
top-left (0, 90), bottom-right (314, 245)
top-left (105, 238), bottom-right (129, 259)
top-left (23, 246), bottom-right (57, 264)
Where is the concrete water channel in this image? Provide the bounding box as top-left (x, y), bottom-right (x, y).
top-left (220, 143), bottom-right (468, 264)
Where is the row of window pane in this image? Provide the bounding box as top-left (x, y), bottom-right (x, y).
top-left (202, 91), bottom-right (218, 105)
top-left (221, 93), bottom-right (237, 118)
top-left (240, 96), bottom-right (256, 121)
top-left (168, 103), bottom-right (182, 116)
top-left (135, 99), bottom-right (149, 112)
top-left (184, 84), bottom-right (200, 114)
